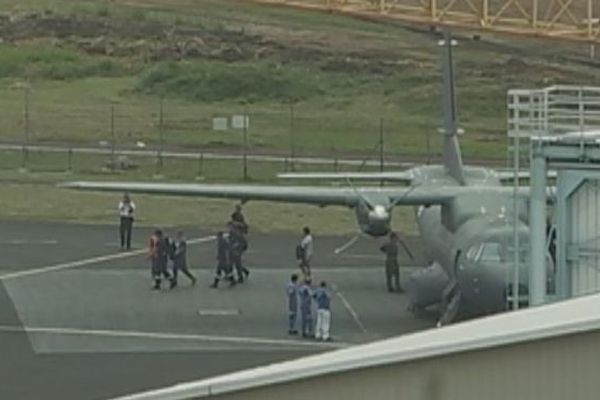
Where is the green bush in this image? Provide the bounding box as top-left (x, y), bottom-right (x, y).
top-left (0, 44), bottom-right (126, 80)
top-left (136, 61), bottom-right (325, 103)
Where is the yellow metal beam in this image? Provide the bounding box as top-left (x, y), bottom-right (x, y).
top-left (245, 0), bottom-right (600, 42)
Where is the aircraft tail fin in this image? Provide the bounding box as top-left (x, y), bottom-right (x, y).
top-left (440, 30), bottom-right (466, 185)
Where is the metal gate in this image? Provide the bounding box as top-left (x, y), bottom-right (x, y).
top-left (508, 85), bottom-right (600, 305)
top-left (557, 172), bottom-right (600, 298)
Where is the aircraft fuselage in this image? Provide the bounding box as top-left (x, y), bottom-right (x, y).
top-left (410, 165), bottom-right (533, 317)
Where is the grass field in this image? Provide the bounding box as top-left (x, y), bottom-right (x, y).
top-left (0, 0), bottom-right (597, 161)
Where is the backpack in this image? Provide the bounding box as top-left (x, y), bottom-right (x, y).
top-left (295, 244), bottom-right (305, 260)
top-left (239, 235), bottom-right (248, 252)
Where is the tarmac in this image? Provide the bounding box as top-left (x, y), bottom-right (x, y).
top-left (0, 220), bottom-right (436, 400)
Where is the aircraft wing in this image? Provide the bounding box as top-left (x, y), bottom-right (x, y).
top-left (277, 171), bottom-right (414, 183)
top-left (496, 170), bottom-right (557, 182)
top-left (59, 181), bottom-right (457, 206)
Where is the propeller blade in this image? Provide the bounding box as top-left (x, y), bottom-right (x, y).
top-left (334, 234), bottom-right (362, 255)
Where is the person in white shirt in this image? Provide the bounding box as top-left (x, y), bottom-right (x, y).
top-left (313, 281), bottom-right (332, 341)
top-left (118, 193), bottom-right (135, 250)
top-left (299, 226), bottom-right (313, 278)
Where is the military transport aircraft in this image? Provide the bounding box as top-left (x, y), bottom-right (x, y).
top-left (61, 31), bottom-right (553, 324)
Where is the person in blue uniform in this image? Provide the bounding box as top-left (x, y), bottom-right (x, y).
top-left (299, 277), bottom-right (314, 338)
top-left (314, 281), bottom-right (332, 341)
top-left (286, 274), bottom-right (299, 335)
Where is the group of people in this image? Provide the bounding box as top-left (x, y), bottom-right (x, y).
top-left (287, 274), bottom-right (332, 341)
top-left (148, 229), bottom-right (197, 290)
top-left (210, 205), bottom-right (250, 288)
top-left (117, 192), bottom-right (410, 342)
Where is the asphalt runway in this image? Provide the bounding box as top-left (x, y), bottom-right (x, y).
top-left (0, 220), bottom-right (435, 400)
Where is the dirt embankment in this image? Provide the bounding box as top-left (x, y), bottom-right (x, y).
top-left (0, 10), bottom-right (426, 75)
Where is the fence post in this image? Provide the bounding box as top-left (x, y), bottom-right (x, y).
top-left (67, 148), bottom-right (73, 172)
top-left (379, 117), bottom-right (384, 172)
top-left (156, 97), bottom-right (164, 175)
top-left (20, 146), bottom-right (28, 172)
top-left (197, 153), bottom-right (204, 179)
top-left (24, 87), bottom-right (30, 146)
top-left (110, 103), bottom-right (116, 172)
top-left (289, 101), bottom-right (295, 172)
top-left (19, 87), bottom-right (30, 172)
top-left (242, 105), bottom-right (249, 181)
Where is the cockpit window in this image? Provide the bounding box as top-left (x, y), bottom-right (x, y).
top-left (466, 244), bottom-right (481, 261)
top-left (468, 240), bottom-right (529, 263)
top-left (480, 242), bottom-right (502, 262)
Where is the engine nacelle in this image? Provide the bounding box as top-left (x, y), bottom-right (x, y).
top-left (405, 262), bottom-right (450, 310)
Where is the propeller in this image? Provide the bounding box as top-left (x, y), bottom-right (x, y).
top-left (334, 233), bottom-right (363, 255)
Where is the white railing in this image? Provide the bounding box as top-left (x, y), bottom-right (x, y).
top-left (508, 86), bottom-right (600, 138)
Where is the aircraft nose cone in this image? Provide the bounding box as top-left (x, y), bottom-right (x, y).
top-left (373, 205), bottom-right (388, 218)
top-left (367, 206), bottom-right (391, 236)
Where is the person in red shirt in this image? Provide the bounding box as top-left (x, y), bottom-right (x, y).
top-left (148, 229), bottom-right (170, 290)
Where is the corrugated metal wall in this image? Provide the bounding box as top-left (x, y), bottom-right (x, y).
top-left (569, 180), bottom-right (600, 296)
top-left (203, 330), bottom-right (600, 400)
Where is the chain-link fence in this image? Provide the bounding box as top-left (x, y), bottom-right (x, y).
top-left (0, 85), bottom-right (436, 142)
top-left (0, 85), bottom-right (445, 180)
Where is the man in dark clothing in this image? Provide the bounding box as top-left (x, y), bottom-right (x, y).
top-left (149, 229), bottom-right (170, 290)
top-left (118, 193), bottom-right (135, 250)
top-left (231, 204), bottom-right (248, 234)
top-left (380, 232), bottom-right (401, 292)
top-left (169, 231), bottom-right (196, 289)
top-left (210, 232), bottom-right (235, 288)
top-left (229, 225), bottom-right (250, 283)
top-left (286, 274), bottom-right (299, 335)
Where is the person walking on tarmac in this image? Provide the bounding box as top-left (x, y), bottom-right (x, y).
top-left (148, 229), bottom-right (170, 290)
top-left (210, 231), bottom-right (235, 288)
top-left (229, 224), bottom-right (250, 283)
top-left (380, 231), bottom-right (407, 292)
top-left (118, 193), bottom-right (135, 250)
top-left (169, 231), bottom-right (197, 289)
top-left (297, 226), bottom-right (313, 278)
top-left (286, 274), bottom-right (299, 335)
top-left (231, 204), bottom-right (248, 235)
top-left (299, 277), bottom-right (314, 338)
